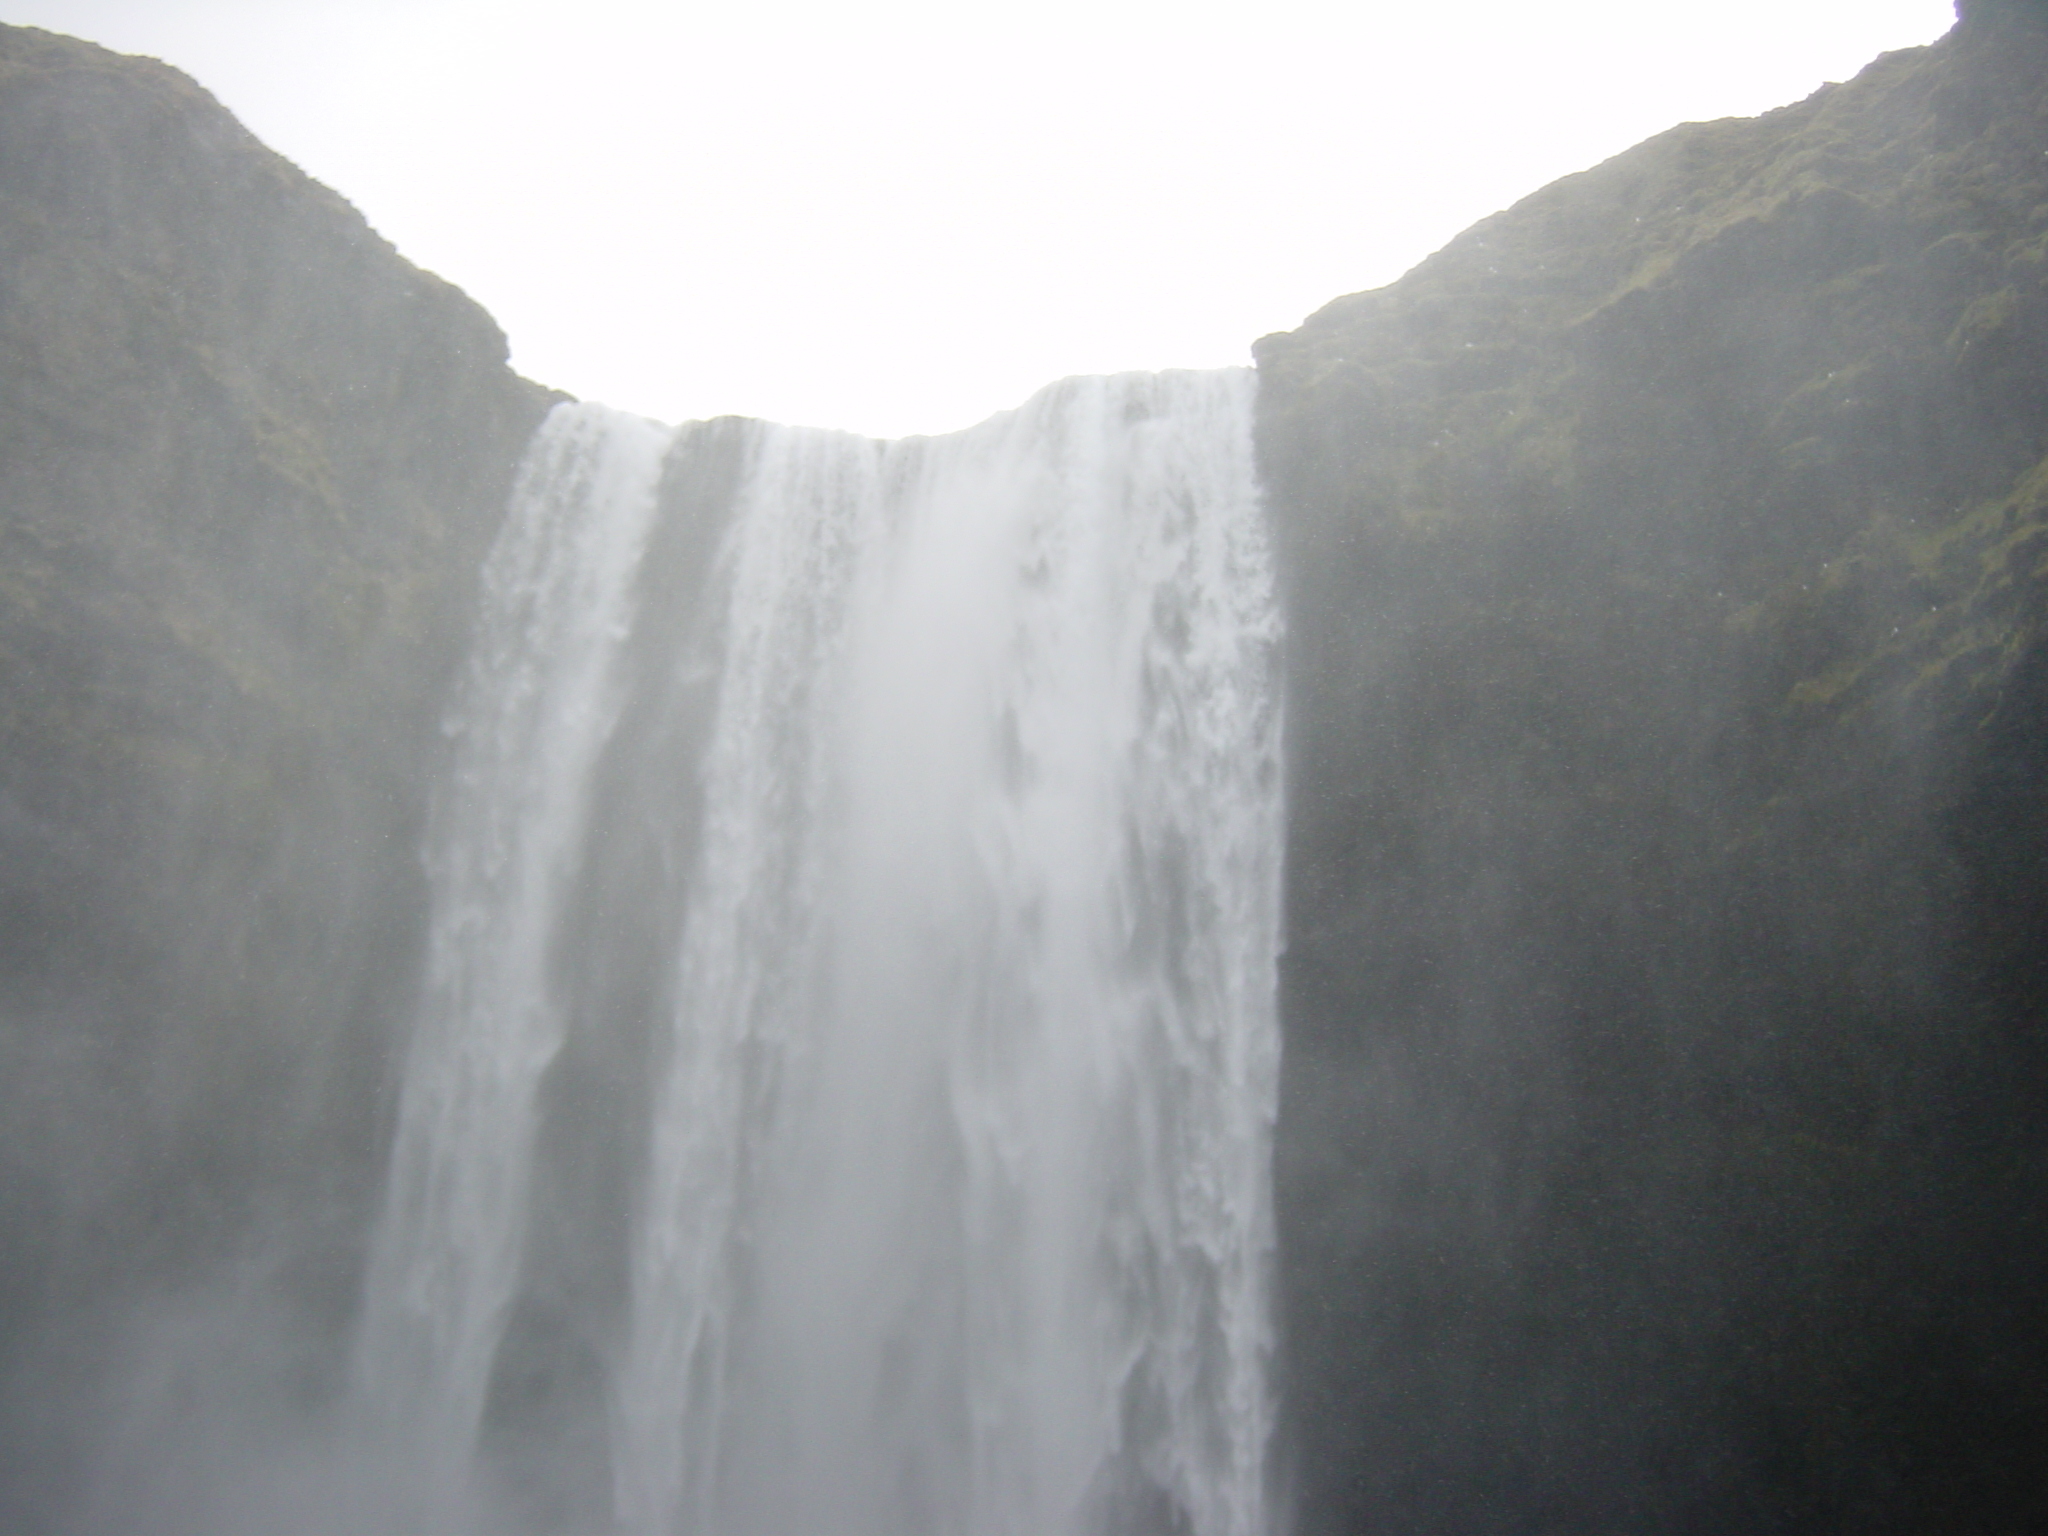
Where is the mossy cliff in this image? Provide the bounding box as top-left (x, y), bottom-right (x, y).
top-left (1256, 6), bottom-right (2048, 1531)
top-left (7, 8), bottom-right (2048, 1534)
top-left (0, 22), bottom-right (552, 1497)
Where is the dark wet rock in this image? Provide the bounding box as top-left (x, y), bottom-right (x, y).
top-left (1257, 12), bottom-right (2048, 1533)
top-left (0, 24), bottom-right (553, 1516)
top-left (6, 8), bottom-right (2048, 1535)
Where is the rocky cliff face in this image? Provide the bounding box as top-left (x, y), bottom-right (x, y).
top-left (7, 9), bottom-right (2048, 1536)
top-left (1256, 6), bottom-right (2048, 1530)
top-left (0, 25), bottom-right (552, 1518)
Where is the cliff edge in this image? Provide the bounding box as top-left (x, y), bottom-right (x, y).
top-left (1256, 8), bottom-right (2048, 1531)
top-left (0, 25), bottom-right (553, 1510)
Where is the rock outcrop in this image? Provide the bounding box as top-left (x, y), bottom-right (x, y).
top-left (6, 7), bottom-right (2048, 1534)
top-left (0, 24), bottom-right (551, 1514)
top-left (1256, 7), bottom-right (2048, 1530)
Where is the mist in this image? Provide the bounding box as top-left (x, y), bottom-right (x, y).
top-left (2, 4), bottom-right (2047, 1535)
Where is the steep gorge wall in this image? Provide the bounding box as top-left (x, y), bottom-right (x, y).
top-left (1256, 4), bottom-right (2048, 1530)
top-left (0, 24), bottom-right (552, 1513)
top-left (5, 9), bottom-right (2048, 1536)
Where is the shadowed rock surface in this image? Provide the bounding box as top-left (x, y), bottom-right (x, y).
top-left (0, 24), bottom-right (553, 1523)
top-left (3, 7), bottom-right (2048, 1535)
top-left (1257, 5), bottom-right (2048, 1530)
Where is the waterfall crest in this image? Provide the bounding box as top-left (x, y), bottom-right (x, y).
top-left (356, 371), bottom-right (1282, 1536)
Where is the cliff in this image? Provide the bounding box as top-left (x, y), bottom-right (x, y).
top-left (6, 7), bottom-right (2048, 1535)
top-left (0, 23), bottom-right (552, 1510)
top-left (1255, 4), bottom-right (2048, 1530)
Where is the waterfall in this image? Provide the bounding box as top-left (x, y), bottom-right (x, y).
top-left (349, 402), bottom-right (674, 1519)
top-left (354, 370), bottom-right (1282, 1536)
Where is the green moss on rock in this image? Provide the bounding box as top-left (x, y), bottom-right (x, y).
top-left (1258, 12), bottom-right (2048, 1533)
top-left (0, 21), bottom-right (560, 1471)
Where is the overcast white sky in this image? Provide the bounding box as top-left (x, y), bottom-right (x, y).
top-left (13, 0), bottom-right (1958, 437)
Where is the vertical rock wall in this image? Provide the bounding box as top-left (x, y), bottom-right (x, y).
top-left (0, 26), bottom-right (552, 1525)
top-left (7, 9), bottom-right (2048, 1534)
top-left (1256, 10), bottom-right (2048, 1531)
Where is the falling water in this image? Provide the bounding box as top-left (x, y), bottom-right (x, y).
top-left (355, 370), bottom-right (1282, 1536)
top-left (349, 402), bottom-right (673, 1521)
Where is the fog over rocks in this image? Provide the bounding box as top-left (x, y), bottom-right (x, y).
top-left (0, 23), bottom-right (549, 1525)
top-left (2, 8), bottom-right (2047, 1535)
top-left (1259, 7), bottom-right (2048, 1528)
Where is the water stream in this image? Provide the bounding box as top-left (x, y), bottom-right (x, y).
top-left (354, 370), bottom-right (1282, 1536)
